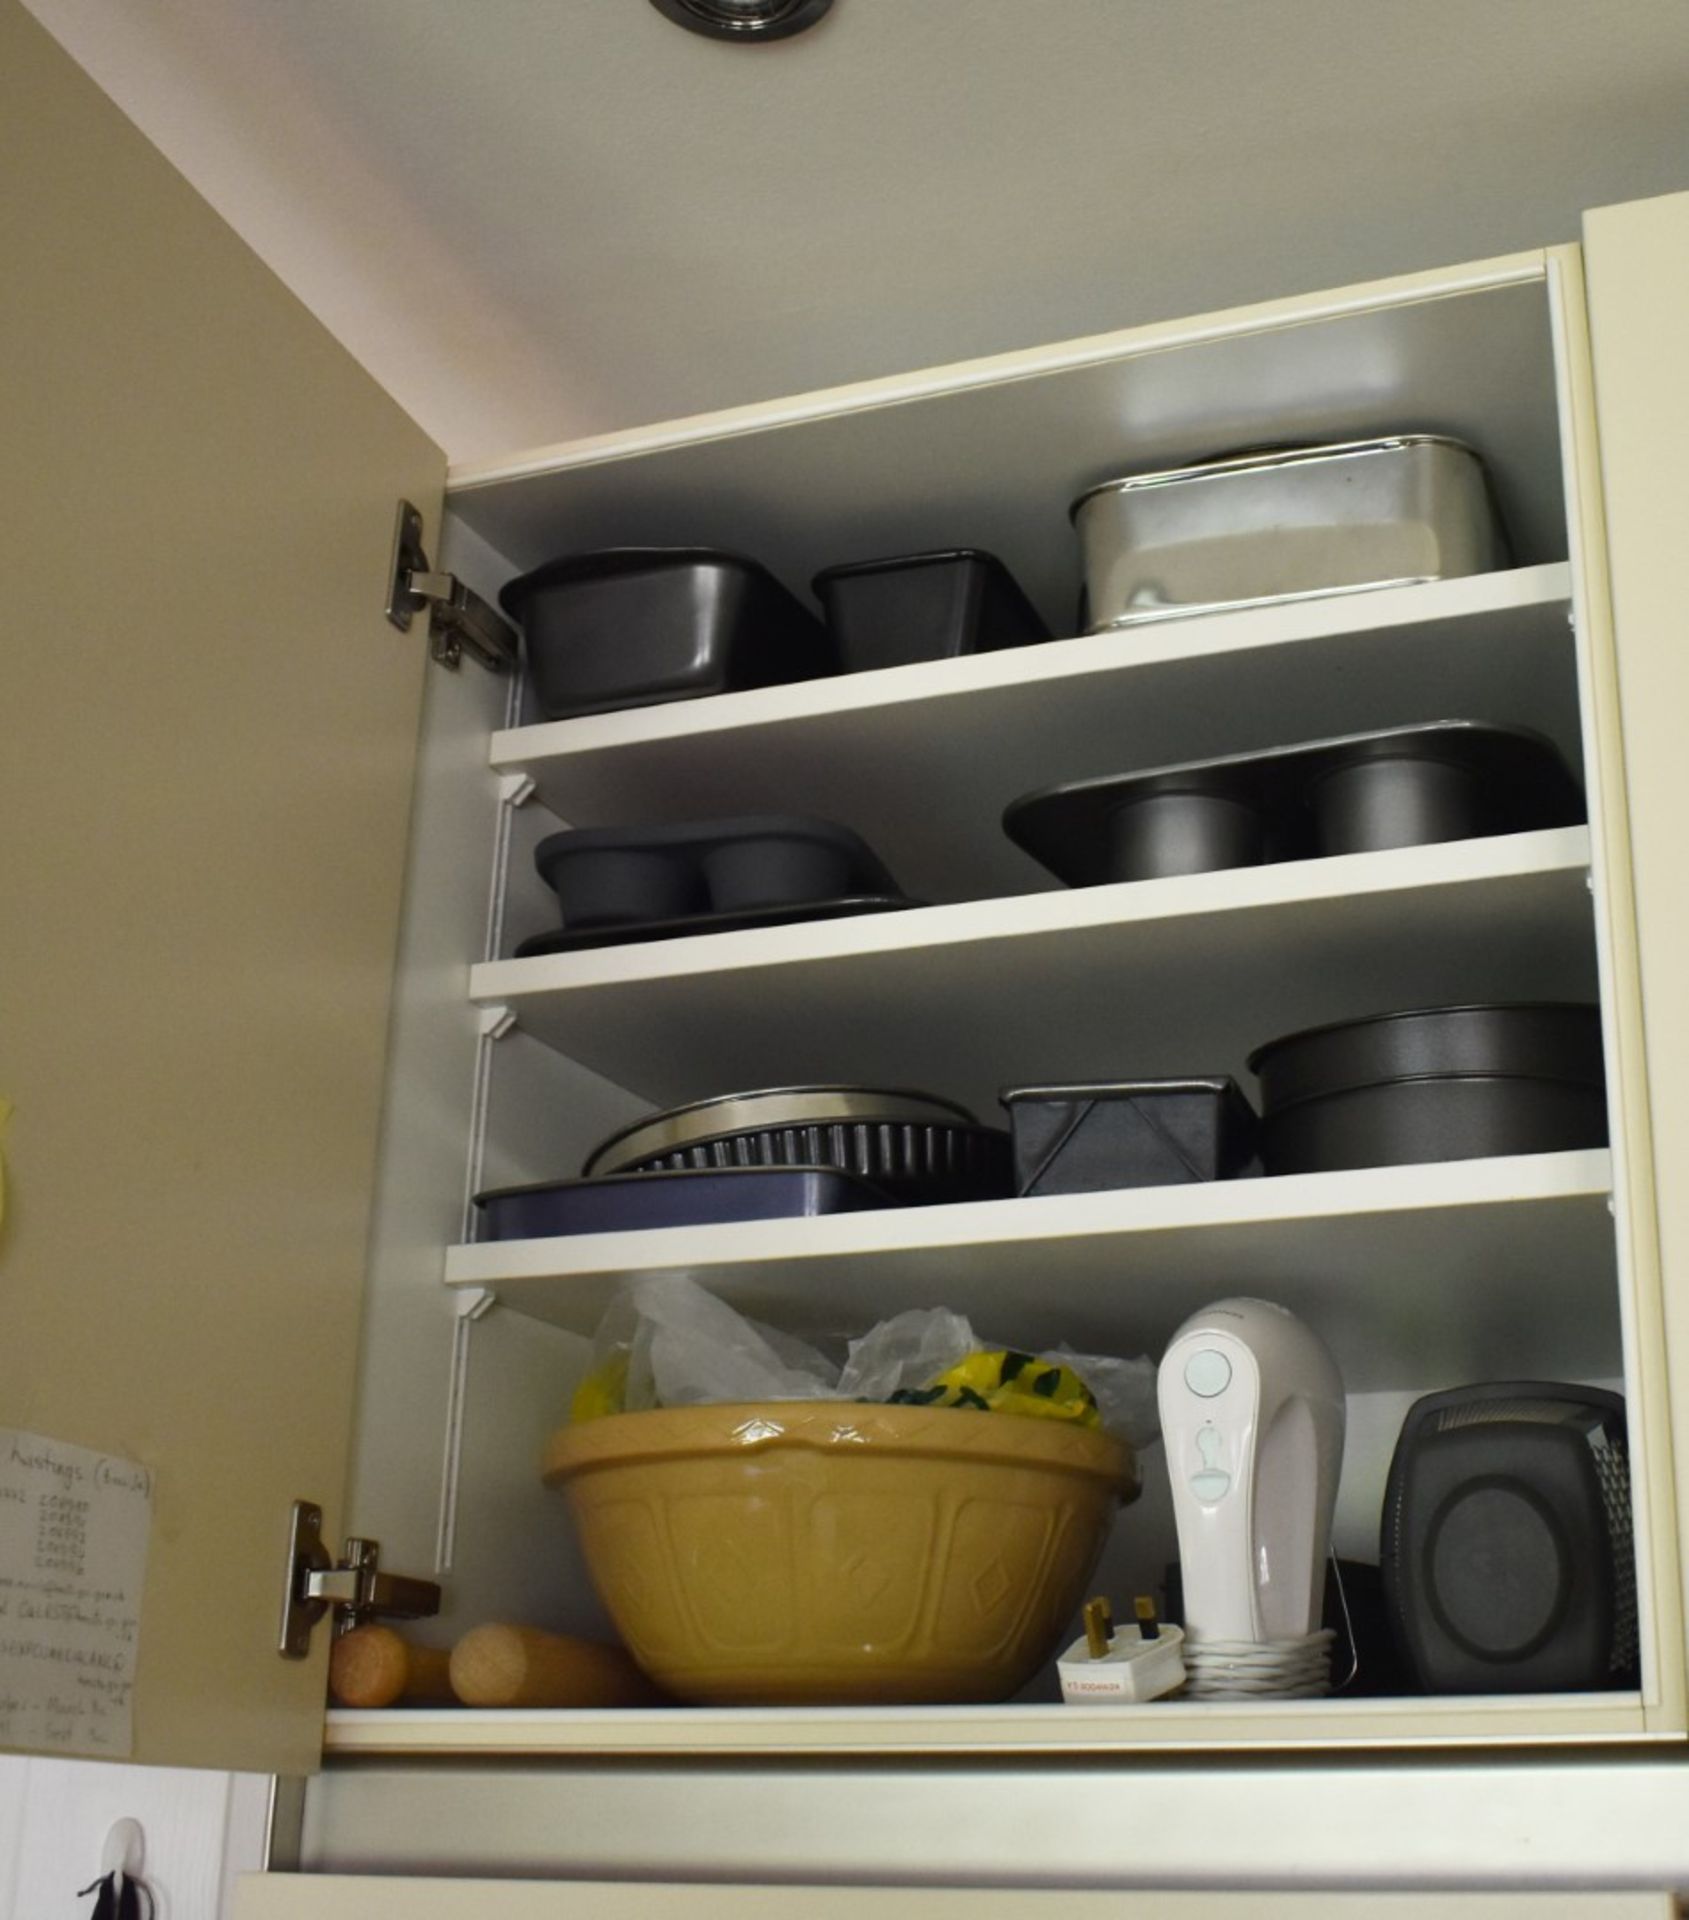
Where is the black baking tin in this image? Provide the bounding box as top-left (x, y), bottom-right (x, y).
top-left (1002, 722), bottom-right (1585, 888)
top-left (499, 547), bottom-right (836, 720)
top-left (811, 549), bottom-right (1052, 673)
top-left (473, 1166), bottom-right (896, 1241)
top-left (1248, 1002), bottom-right (1608, 1175)
top-left (1001, 1077), bottom-right (1261, 1196)
top-left (530, 815), bottom-right (911, 945)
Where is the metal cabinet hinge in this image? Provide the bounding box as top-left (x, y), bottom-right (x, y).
top-left (277, 1499), bottom-right (441, 1658)
top-left (384, 499), bottom-right (518, 674)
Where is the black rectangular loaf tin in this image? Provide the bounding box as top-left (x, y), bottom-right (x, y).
top-left (499, 547), bottom-right (836, 720)
top-left (1002, 1077), bottom-right (1261, 1195)
top-left (811, 548), bottom-right (1051, 673)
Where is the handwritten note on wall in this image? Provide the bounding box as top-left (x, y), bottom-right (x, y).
top-left (0, 1430), bottom-right (152, 1757)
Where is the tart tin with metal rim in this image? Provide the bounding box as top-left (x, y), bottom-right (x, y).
top-left (584, 1084), bottom-right (1013, 1206)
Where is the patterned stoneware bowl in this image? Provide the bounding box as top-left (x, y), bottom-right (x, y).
top-left (543, 1400), bottom-right (1138, 1705)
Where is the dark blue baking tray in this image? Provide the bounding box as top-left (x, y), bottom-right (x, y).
top-left (472, 1165), bottom-right (899, 1240)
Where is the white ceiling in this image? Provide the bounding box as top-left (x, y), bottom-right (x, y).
top-left (27, 0), bottom-right (1689, 464)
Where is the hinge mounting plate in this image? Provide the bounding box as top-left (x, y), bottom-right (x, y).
top-left (277, 1499), bottom-right (442, 1659)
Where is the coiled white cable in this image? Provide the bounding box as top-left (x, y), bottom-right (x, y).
top-left (1180, 1627), bottom-right (1335, 1698)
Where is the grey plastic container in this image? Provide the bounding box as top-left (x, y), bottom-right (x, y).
top-left (1072, 436), bottom-right (1508, 631)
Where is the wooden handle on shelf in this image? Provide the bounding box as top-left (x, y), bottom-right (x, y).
top-left (449, 1624), bottom-right (659, 1708)
top-left (329, 1625), bottom-right (455, 1709)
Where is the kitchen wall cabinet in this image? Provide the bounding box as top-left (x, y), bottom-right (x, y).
top-left (8, 0), bottom-right (1689, 1899)
top-left (328, 216), bottom-right (1685, 1750)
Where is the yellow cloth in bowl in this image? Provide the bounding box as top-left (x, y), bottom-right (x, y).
top-left (896, 1349), bottom-right (1101, 1427)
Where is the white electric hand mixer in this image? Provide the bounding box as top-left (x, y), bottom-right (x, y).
top-left (1158, 1298), bottom-right (1346, 1696)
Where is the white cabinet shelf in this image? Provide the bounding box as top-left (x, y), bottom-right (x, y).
top-left (491, 565), bottom-right (1577, 904)
top-left (322, 1683), bottom-right (1646, 1758)
top-left (448, 1149), bottom-right (1617, 1393)
top-left (474, 826), bottom-right (1595, 1116)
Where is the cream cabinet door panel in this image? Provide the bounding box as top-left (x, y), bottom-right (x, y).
top-left (0, 2), bottom-right (443, 1772)
top-left (1583, 187), bottom-right (1689, 1657)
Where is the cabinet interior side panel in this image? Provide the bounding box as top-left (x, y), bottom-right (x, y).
top-left (343, 512), bottom-right (517, 1583)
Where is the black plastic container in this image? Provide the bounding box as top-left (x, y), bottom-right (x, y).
top-left (1381, 1384), bottom-right (1635, 1694)
top-left (499, 547), bottom-right (836, 720)
top-left (1003, 722), bottom-right (1584, 888)
top-left (811, 549), bottom-right (1051, 673)
top-left (1248, 1002), bottom-right (1608, 1174)
top-left (530, 815), bottom-right (911, 947)
top-left (1001, 1077), bottom-right (1260, 1196)
top-left (473, 1166), bottom-right (896, 1240)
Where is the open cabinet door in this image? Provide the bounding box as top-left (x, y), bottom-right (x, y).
top-left (0, 2), bottom-right (445, 1773)
top-left (1581, 188), bottom-right (1689, 1662)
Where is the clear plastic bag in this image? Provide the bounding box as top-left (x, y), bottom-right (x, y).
top-left (573, 1274), bottom-right (1159, 1449)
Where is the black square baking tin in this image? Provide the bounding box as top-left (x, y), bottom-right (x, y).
top-left (1001, 1077), bottom-right (1261, 1196)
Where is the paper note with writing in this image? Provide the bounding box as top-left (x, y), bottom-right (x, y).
top-left (0, 1430), bottom-right (152, 1757)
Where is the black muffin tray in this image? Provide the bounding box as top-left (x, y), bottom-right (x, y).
top-left (1003, 722), bottom-right (1585, 888)
top-left (811, 548), bottom-right (1051, 673)
top-left (473, 1166), bottom-right (898, 1240)
top-left (526, 814), bottom-right (917, 949)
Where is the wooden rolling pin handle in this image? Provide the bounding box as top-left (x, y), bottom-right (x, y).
top-left (449, 1623), bottom-right (659, 1708)
top-left (328, 1624), bottom-right (455, 1708)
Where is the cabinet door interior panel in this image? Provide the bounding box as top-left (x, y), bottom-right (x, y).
top-left (1581, 189), bottom-right (1689, 1724)
top-left (0, 7), bottom-right (443, 1772)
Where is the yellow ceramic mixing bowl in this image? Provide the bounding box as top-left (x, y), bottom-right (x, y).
top-left (543, 1399), bottom-right (1138, 1706)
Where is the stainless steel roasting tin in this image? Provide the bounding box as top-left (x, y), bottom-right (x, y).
top-left (1071, 435), bottom-right (1508, 631)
